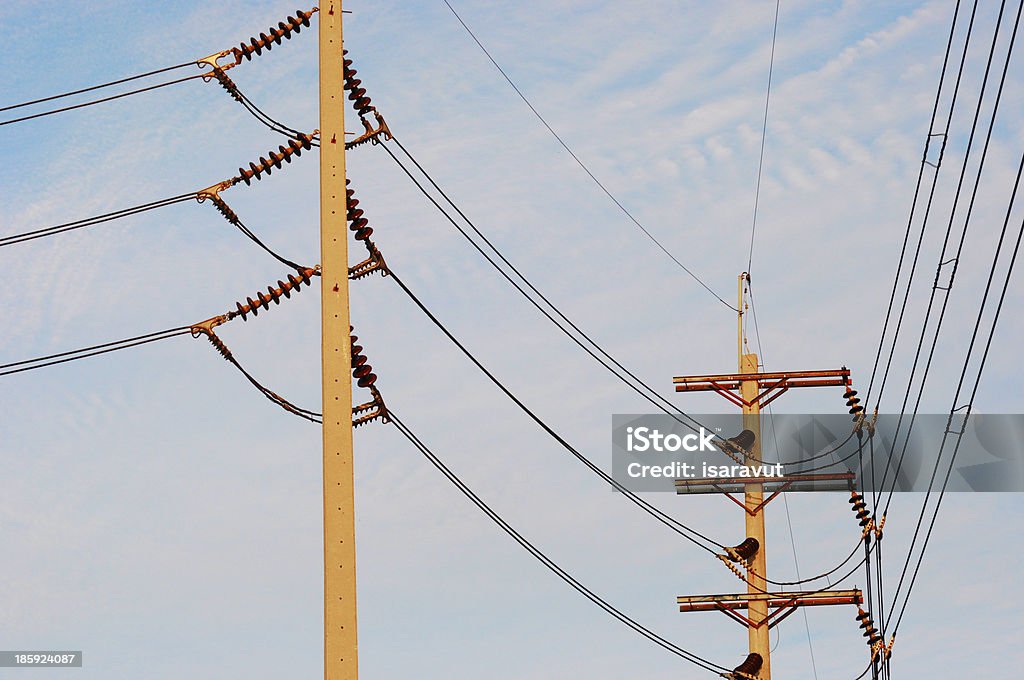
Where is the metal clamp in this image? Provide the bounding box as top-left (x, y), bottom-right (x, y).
top-left (196, 50), bottom-right (237, 80)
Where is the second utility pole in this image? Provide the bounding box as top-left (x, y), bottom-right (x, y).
top-left (738, 274), bottom-right (770, 678)
top-left (320, 2), bottom-right (358, 679)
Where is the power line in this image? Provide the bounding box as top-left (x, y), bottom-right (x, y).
top-left (885, 125), bottom-right (1024, 652)
top-left (0, 327), bottom-right (192, 377)
top-left (746, 0), bottom-right (781, 275)
top-left (0, 74), bottom-right (207, 127)
top-left (387, 410), bottom-right (730, 675)
top-left (377, 139), bottom-right (871, 591)
top-left (877, 0), bottom-right (1016, 515)
top-left (380, 139), bottom-right (716, 440)
top-left (382, 137), bottom-right (862, 473)
top-left (0, 61), bottom-right (195, 113)
top-left (379, 263), bottom-right (727, 554)
top-left (0, 193), bottom-right (196, 248)
top-left (865, 0), bottom-right (976, 413)
top-left (441, 0), bottom-right (737, 312)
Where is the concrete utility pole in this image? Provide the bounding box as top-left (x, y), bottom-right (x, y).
top-left (320, 2), bottom-right (359, 678)
top-left (738, 275), bottom-right (770, 678)
top-left (673, 272), bottom-right (863, 679)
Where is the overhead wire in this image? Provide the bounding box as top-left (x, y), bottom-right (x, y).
top-left (379, 140), bottom-right (714, 442)
top-left (380, 263), bottom-right (726, 555)
top-left (876, 0), bottom-right (1016, 516)
top-left (884, 110), bottom-right (1024, 653)
top-left (0, 327), bottom-right (193, 377)
top-left (0, 74), bottom-right (208, 127)
top-left (351, 203), bottom-right (868, 592)
top-left (745, 0), bottom-right (781, 276)
top-left (440, 0), bottom-right (737, 312)
top-left (0, 193), bottom-right (196, 248)
top-left (382, 136), bottom-right (862, 472)
top-left (387, 410), bottom-right (730, 675)
top-left (865, 0), bottom-right (977, 419)
top-left (2, 183), bottom-right (307, 271)
top-left (0, 61), bottom-right (196, 113)
top-left (376, 134), bottom-right (873, 590)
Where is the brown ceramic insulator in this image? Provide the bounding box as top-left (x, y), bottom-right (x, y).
top-left (342, 50), bottom-right (375, 116)
top-left (209, 195), bottom-right (239, 225)
top-left (205, 331), bottom-right (233, 361)
top-left (349, 333), bottom-right (378, 388)
top-left (211, 67), bottom-right (243, 103)
top-left (731, 652), bottom-right (763, 678)
top-left (236, 133), bottom-right (315, 185)
top-left (232, 9), bottom-right (316, 63)
top-left (232, 267), bottom-right (318, 321)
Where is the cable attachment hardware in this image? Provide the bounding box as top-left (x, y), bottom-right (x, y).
top-left (849, 491), bottom-right (871, 528)
top-left (346, 110), bottom-right (392, 149)
top-left (227, 267), bottom-right (320, 322)
top-left (716, 554), bottom-right (747, 582)
top-left (870, 635), bottom-right (895, 663)
top-left (342, 50), bottom-right (392, 149)
top-left (353, 388), bottom-right (389, 427)
top-left (189, 316), bottom-right (233, 360)
top-left (234, 133), bottom-right (317, 185)
top-left (196, 49), bottom-right (237, 77)
top-left (196, 180), bottom-right (239, 224)
top-left (232, 8), bottom-right (318, 65)
top-left (349, 243), bottom-right (388, 280)
top-left (723, 652), bottom-right (763, 680)
top-left (350, 327), bottom-right (390, 427)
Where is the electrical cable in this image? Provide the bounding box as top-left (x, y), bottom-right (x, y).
top-left (885, 133), bottom-right (1024, 649)
top-left (0, 74), bottom-right (207, 127)
top-left (371, 246), bottom-right (872, 592)
top-left (0, 193), bottom-right (195, 248)
top-left (375, 139), bottom-right (869, 587)
top-left (207, 66), bottom-right (320, 146)
top-left (0, 327), bottom-right (192, 377)
top-left (380, 264), bottom-right (726, 554)
top-left (382, 137), bottom-right (861, 470)
top-left (210, 334), bottom-right (322, 423)
top-left (441, 0), bottom-right (736, 312)
top-left (2, 188), bottom-right (305, 271)
top-left (379, 140), bottom-right (713, 441)
top-left (865, 0), bottom-right (975, 420)
top-left (877, 0), bottom-right (1016, 515)
top-left (387, 410), bottom-right (730, 674)
top-left (0, 61), bottom-right (195, 113)
top-left (746, 0), bottom-right (781, 275)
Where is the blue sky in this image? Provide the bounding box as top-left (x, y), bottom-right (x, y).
top-left (1, 1), bottom-right (1022, 678)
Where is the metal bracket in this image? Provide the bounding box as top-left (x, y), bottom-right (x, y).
top-left (196, 50), bottom-right (237, 80)
top-left (345, 111), bottom-right (392, 149)
top-left (195, 179), bottom-right (235, 203)
top-left (678, 589), bottom-right (862, 630)
top-left (353, 388), bottom-right (389, 427)
top-left (189, 314), bottom-right (230, 338)
top-left (349, 245), bottom-right (388, 280)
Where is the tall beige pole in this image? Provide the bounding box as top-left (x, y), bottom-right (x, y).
top-left (320, 3), bottom-right (358, 678)
top-left (739, 273), bottom-right (770, 678)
